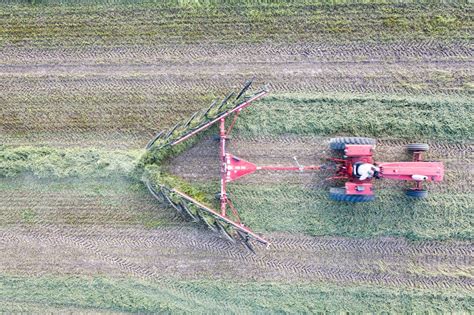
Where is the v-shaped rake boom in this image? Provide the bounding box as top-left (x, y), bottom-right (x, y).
top-left (144, 81), bottom-right (325, 252)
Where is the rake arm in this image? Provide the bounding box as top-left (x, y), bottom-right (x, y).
top-left (237, 230), bottom-right (256, 254)
top-left (184, 110), bottom-right (201, 128)
top-left (235, 78), bottom-right (254, 101)
top-left (145, 131), bottom-right (164, 150)
top-left (216, 92), bottom-right (235, 114)
top-left (203, 100), bottom-right (218, 117)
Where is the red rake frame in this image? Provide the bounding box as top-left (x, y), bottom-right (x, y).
top-left (217, 109), bottom-right (323, 229)
top-left (193, 91), bottom-right (322, 246)
top-left (150, 84), bottom-right (323, 250)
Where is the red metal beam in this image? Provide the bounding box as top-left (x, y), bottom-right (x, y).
top-left (171, 91), bottom-right (267, 146)
top-left (219, 118), bottom-right (227, 216)
top-left (257, 165), bottom-right (322, 171)
top-left (224, 153), bottom-right (323, 182)
top-left (226, 109), bottom-right (241, 136)
top-left (171, 188), bottom-right (270, 245)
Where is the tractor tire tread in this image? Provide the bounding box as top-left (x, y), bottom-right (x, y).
top-left (407, 143), bottom-right (430, 152)
top-left (329, 187), bottom-right (375, 202)
top-left (330, 137), bottom-right (376, 150)
top-left (406, 189), bottom-right (428, 199)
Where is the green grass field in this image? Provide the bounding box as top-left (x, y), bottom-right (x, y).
top-left (1, 0), bottom-right (472, 313)
top-left (1, 1), bottom-right (470, 46)
top-left (2, 275), bottom-right (472, 313)
top-left (229, 184), bottom-right (473, 239)
top-left (241, 94), bottom-right (474, 141)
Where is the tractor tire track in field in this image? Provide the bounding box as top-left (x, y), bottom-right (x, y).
top-left (1, 60), bottom-right (470, 96)
top-left (1, 226), bottom-right (472, 292)
top-left (0, 179), bottom-right (184, 227)
top-left (1, 41), bottom-right (471, 65)
top-left (1, 40), bottom-right (472, 149)
top-left (165, 135), bottom-right (473, 193)
top-left (0, 228), bottom-right (233, 312)
top-left (1, 20), bottom-right (472, 301)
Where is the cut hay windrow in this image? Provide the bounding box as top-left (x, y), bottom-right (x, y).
top-left (0, 145), bottom-right (142, 179)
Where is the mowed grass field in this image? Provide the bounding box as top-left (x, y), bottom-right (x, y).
top-left (1, 0), bottom-right (473, 313)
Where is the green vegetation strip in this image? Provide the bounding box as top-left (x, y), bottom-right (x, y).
top-left (0, 145), bottom-right (143, 179)
top-left (195, 183), bottom-right (472, 240)
top-left (1, 274), bottom-right (472, 313)
top-left (235, 94), bottom-right (474, 141)
top-left (0, 177), bottom-right (175, 228)
top-left (0, 1), bottom-right (470, 46)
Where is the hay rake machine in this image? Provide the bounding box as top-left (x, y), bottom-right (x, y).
top-left (144, 80), bottom-right (276, 252)
top-left (144, 80), bottom-right (444, 253)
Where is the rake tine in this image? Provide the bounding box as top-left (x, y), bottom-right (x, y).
top-left (242, 239), bottom-right (256, 254)
top-left (180, 201), bottom-right (198, 222)
top-left (174, 202), bottom-right (185, 216)
top-left (189, 109), bottom-right (207, 129)
top-left (237, 230), bottom-right (256, 254)
top-left (161, 188), bottom-right (187, 218)
top-left (164, 195), bottom-right (182, 215)
top-left (177, 202), bottom-right (193, 218)
top-left (184, 110), bottom-right (201, 128)
top-left (203, 99), bottom-right (218, 118)
top-left (193, 208), bottom-right (204, 223)
top-left (164, 122), bottom-right (181, 140)
top-left (160, 185), bottom-right (174, 195)
top-left (214, 220), bottom-right (236, 243)
top-left (216, 92), bottom-right (235, 113)
top-left (145, 130), bottom-right (164, 150)
top-left (253, 83), bottom-right (269, 94)
top-left (157, 142), bottom-right (172, 151)
top-left (248, 87), bottom-right (268, 100)
top-left (235, 79), bottom-right (253, 102)
top-left (252, 235), bottom-right (269, 245)
top-left (145, 180), bottom-right (165, 203)
top-left (195, 210), bottom-right (217, 232)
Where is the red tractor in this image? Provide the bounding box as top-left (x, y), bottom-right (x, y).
top-left (221, 137), bottom-right (444, 204)
top-left (327, 138), bottom-right (444, 201)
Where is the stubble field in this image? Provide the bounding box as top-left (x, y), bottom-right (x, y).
top-left (0, 1), bottom-right (473, 312)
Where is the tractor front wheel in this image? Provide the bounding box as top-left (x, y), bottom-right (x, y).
top-left (329, 187), bottom-right (375, 202)
top-left (407, 143), bottom-right (429, 152)
top-left (330, 137), bottom-right (376, 151)
top-left (406, 189), bottom-right (428, 199)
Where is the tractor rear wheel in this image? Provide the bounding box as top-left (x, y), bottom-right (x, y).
top-left (407, 143), bottom-right (429, 152)
top-left (406, 189), bottom-right (428, 199)
top-left (330, 137), bottom-right (376, 151)
top-left (329, 187), bottom-right (375, 202)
